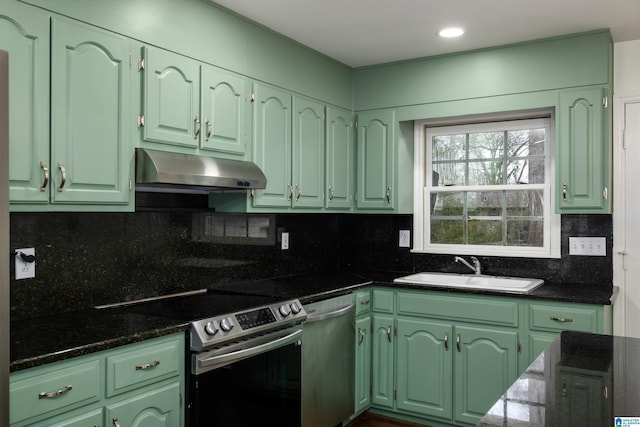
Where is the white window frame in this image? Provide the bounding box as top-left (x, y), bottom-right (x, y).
top-left (413, 113), bottom-right (560, 258)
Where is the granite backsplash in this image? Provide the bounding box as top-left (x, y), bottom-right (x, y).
top-left (9, 211), bottom-right (612, 321)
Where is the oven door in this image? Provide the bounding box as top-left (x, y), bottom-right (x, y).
top-left (188, 327), bottom-right (302, 427)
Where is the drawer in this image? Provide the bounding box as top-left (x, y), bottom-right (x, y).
top-left (10, 359), bottom-right (101, 425)
top-left (372, 289), bottom-right (394, 313)
top-left (397, 291), bottom-right (519, 327)
top-left (529, 303), bottom-right (599, 333)
top-left (106, 336), bottom-right (181, 397)
top-left (355, 290), bottom-right (371, 316)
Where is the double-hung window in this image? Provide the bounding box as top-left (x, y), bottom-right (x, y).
top-left (413, 114), bottom-right (560, 258)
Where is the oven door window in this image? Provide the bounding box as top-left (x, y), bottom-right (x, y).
top-left (190, 340), bottom-right (301, 426)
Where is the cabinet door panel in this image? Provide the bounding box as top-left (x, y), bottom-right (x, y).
top-left (292, 97), bottom-right (325, 208)
top-left (371, 314), bottom-right (394, 409)
top-left (51, 18), bottom-right (131, 204)
top-left (397, 318), bottom-right (452, 419)
top-left (454, 325), bottom-right (518, 425)
top-left (355, 316), bottom-right (371, 413)
top-left (105, 382), bottom-right (181, 427)
top-left (143, 46), bottom-right (200, 148)
top-left (252, 84), bottom-right (292, 208)
top-left (557, 87), bottom-right (609, 212)
top-left (326, 107), bottom-right (354, 209)
top-left (357, 110), bottom-right (395, 210)
top-left (0, 4), bottom-right (50, 204)
top-left (201, 65), bottom-right (248, 155)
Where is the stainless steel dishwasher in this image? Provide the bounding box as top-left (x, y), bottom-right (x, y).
top-left (302, 293), bottom-right (355, 427)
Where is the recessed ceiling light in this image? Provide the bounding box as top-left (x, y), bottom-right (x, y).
top-left (438, 27), bottom-right (464, 38)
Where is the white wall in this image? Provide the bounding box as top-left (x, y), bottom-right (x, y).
top-left (613, 39), bottom-right (640, 337)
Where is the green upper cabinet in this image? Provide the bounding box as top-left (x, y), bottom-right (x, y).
top-left (356, 110), bottom-right (396, 210)
top-left (142, 46), bottom-right (200, 149)
top-left (326, 107), bottom-right (355, 210)
top-left (557, 86), bottom-right (611, 213)
top-left (292, 96), bottom-right (325, 208)
top-left (252, 83), bottom-right (292, 208)
top-left (50, 17), bottom-right (132, 206)
top-left (140, 46), bottom-right (250, 157)
top-left (200, 65), bottom-right (249, 155)
top-left (0, 3), bottom-right (50, 205)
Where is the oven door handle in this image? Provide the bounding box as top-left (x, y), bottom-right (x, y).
top-left (304, 304), bottom-right (354, 324)
top-left (196, 328), bottom-right (302, 373)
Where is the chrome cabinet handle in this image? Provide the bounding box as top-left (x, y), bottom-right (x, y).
top-left (205, 118), bottom-right (212, 141)
top-left (39, 384), bottom-right (72, 399)
top-left (193, 115), bottom-right (201, 139)
top-left (358, 328), bottom-right (365, 346)
top-left (360, 299), bottom-right (370, 305)
top-left (287, 183), bottom-right (293, 201)
top-left (562, 182), bottom-right (567, 201)
top-left (295, 184), bottom-right (301, 201)
top-left (387, 326), bottom-right (392, 343)
top-left (386, 186), bottom-right (391, 203)
top-left (112, 417), bottom-right (121, 427)
top-left (57, 163), bottom-right (66, 192)
top-left (40, 161), bottom-right (49, 192)
top-left (135, 360), bottom-right (160, 370)
top-left (328, 186), bottom-right (334, 201)
top-left (444, 332), bottom-right (449, 351)
top-left (456, 334), bottom-right (461, 352)
top-left (550, 316), bottom-right (573, 323)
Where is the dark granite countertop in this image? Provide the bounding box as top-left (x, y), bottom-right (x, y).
top-left (10, 270), bottom-right (614, 372)
top-left (478, 331), bottom-right (640, 426)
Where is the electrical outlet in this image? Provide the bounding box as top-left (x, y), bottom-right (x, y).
top-left (569, 237), bottom-right (606, 256)
top-left (399, 230), bottom-right (411, 248)
top-left (15, 248), bottom-right (36, 279)
top-left (281, 232), bottom-right (289, 250)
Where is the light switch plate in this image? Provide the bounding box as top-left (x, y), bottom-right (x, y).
top-left (281, 232), bottom-right (289, 250)
top-left (569, 237), bottom-right (606, 256)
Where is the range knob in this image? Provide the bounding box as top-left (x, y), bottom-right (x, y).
top-left (279, 304), bottom-right (292, 317)
top-left (204, 321), bottom-right (218, 336)
top-left (219, 317), bottom-right (234, 332)
top-left (290, 302), bottom-right (302, 314)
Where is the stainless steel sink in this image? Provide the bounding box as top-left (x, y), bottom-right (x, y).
top-left (393, 272), bottom-right (544, 294)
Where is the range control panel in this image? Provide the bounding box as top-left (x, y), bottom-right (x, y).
top-left (190, 299), bottom-right (306, 351)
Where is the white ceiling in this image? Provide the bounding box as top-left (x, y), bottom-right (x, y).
top-left (211, 0), bottom-right (640, 68)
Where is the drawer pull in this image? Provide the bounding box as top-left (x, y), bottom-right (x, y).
top-left (358, 328), bottom-right (365, 345)
top-left (57, 163), bottom-right (66, 192)
top-left (112, 417), bottom-right (121, 427)
top-left (550, 316), bottom-right (573, 323)
top-left (40, 161), bottom-right (49, 192)
top-left (135, 360), bottom-right (160, 371)
top-left (360, 299), bottom-right (370, 305)
top-left (38, 384), bottom-right (72, 399)
top-left (387, 326), bottom-right (392, 343)
top-left (444, 332), bottom-right (449, 351)
top-left (456, 334), bottom-right (461, 352)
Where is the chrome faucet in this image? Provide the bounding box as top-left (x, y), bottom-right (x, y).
top-left (454, 256), bottom-right (482, 275)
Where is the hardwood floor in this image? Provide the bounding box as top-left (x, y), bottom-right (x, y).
top-left (347, 412), bottom-right (431, 427)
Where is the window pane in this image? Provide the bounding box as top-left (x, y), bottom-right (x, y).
top-left (431, 220), bottom-right (464, 244)
top-left (507, 128), bottom-right (545, 157)
top-left (468, 220), bottom-right (502, 245)
top-left (431, 191), bottom-right (463, 216)
top-left (432, 134), bottom-right (466, 186)
top-left (507, 159), bottom-right (545, 184)
top-left (432, 163), bottom-right (466, 186)
top-left (506, 190), bottom-right (544, 247)
top-left (468, 191), bottom-right (502, 217)
top-left (468, 161), bottom-right (504, 186)
top-left (468, 131), bottom-right (504, 160)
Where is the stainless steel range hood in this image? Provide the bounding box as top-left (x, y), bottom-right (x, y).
top-left (135, 148), bottom-right (267, 193)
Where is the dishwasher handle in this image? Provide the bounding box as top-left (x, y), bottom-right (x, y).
top-left (305, 304), bottom-right (354, 323)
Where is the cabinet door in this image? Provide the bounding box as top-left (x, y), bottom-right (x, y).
top-left (453, 325), bottom-right (518, 425)
top-left (105, 382), bottom-right (181, 427)
top-left (200, 65), bottom-right (248, 156)
top-left (557, 87), bottom-right (610, 213)
top-left (371, 314), bottom-right (394, 409)
top-left (51, 18), bottom-right (131, 204)
top-left (326, 106), bottom-right (355, 210)
top-left (292, 97), bottom-right (325, 208)
top-left (0, 3), bottom-right (50, 204)
top-left (556, 368), bottom-right (610, 427)
top-left (252, 83), bottom-right (292, 208)
top-left (356, 110), bottom-right (395, 210)
top-left (355, 315), bottom-right (371, 414)
top-left (396, 318), bottom-right (452, 419)
top-left (31, 408), bottom-right (103, 427)
top-left (143, 46), bottom-right (200, 149)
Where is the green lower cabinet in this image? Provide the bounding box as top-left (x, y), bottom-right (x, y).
top-left (355, 315), bottom-right (372, 414)
top-left (30, 409), bottom-right (103, 427)
top-left (396, 318), bottom-right (452, 420)
top-left (371, 313), bottom-right (395, 409)
top-left (105, 382), bottom-right (181, 427)
top-left (453, 325), bottom-right (519, 425)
